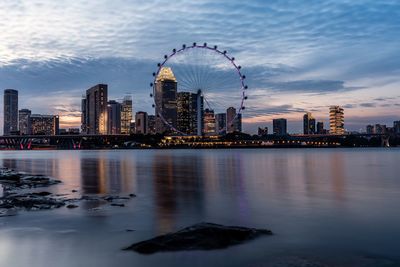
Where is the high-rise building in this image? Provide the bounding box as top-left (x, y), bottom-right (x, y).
top-left (19, 109), bottom-right (31, 135)
top-left (374, 124), bottom-right (387, 134)
top-left (4, 89), bottom-right (18, 135)
top-left (316, 121), bottom-right (325, 134)
top-left (203, 109), bottom-right (216, 135)
top-left (154, 67), bottom-right (177, 133)
top-left (81, 96), bottom-right (86, 133)
top-left (366, 124), bottom-right (374, 134)
top-left (303, 112), bottom-right (316, 134)
top-left (393, 121), bottom-right (400, 135)
top-left (107, 100), bottom-right (121, 134)
top-left (177, 91), bottom-right (203, 135)
top-left (329, 106), bottom-right (344, 135)
top-left (135, 111), bottom-right (148, 134)
top-left (273, 118), bottom-right (287, 135)
top-left (226, 107), bottom-right (242, 133)
top-left (258, 127), bottom-right (268, 136)
top-left (121, 95), bottom-right (132, 134)
top-left (30, 114), bottom-right (59, 135)
top-left (84, 84), bottom-right (108, 135)
top-left (148, 115), bottom-right (156, 134)
top-left (215, 113), bottom-right (226, 135)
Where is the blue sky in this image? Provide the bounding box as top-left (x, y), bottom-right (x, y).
top-left (0, 0), bottom-right (399, 133)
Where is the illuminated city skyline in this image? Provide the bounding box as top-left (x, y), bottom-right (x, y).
top-left (0, 1), bottom-right (399, 133)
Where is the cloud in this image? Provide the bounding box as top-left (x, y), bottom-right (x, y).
top-left (359, 102), bottom-right (376, 108)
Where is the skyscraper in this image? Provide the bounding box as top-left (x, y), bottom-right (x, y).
top-left (317, 121), bottom-right (325, 134)
top-left (19, 109), bottom-right (31, 135)
top-left (394, 121), bottom-right (400, 135)
top-left (81, 96), bottom-right (86, 133)
top-left (329, 106), bottom-right (344, 135)
top-left (4, 89), bottom-right (18, 135)
top-left (177, 91), bottom-right (203, 135)
top-left (148, 115), bottom-right (156, 134)
top-left (84, 84), bottom-right (108, 134)
top-left (121, 95), bottom-right (133, 134)
top-left (107, 100), bottom-right (122, 134)
top-left (203, 109), bottom-right (216, 135)
top-left (135, 111), bottom-right (148, 134)
top-left (366, 124), bottom-right (374, 134)
top-left (226, 107), bottom-right (242, 133)
top-left (303, 112), bottom-right (316, 134)
top-left (154, 67), bottom-right (177, 133)
top-left (215, 113), bottom-right (226, 135)
top-left (30, 114), bottom-right (59, 135)
top-left (273, 118), bottom-right (287, 135)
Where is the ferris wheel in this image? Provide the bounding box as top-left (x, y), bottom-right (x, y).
top-left (150, 42), bottom-right (248, 135)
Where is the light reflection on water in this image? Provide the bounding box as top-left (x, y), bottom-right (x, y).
top-left (0, 148), bottom-right (399, 267)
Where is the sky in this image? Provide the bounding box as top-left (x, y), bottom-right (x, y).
top-left (0, 0), bottom-right (399, 134)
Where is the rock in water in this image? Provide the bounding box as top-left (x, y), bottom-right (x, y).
top-left (124, 222), bottom-right (272, 254)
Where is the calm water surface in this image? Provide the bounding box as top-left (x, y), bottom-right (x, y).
top-left (0, 148), bottom-right (399, 267)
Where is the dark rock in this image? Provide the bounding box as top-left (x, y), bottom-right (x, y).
top-left (0, 194), bottom-right (65, 210)
top-left (104, 196), bottom-right (130, 202)
top-left (32, 192), bottom-right (52, 196)
top-left (66, 204), bottom-right (79, 209)
top-left (71, 190), bottom-right (78, 193)
top-left (126, 229), bottom-right (136, 232)
top-left (111, 203), bottom-right (125, 207)
top-left (124, 222), bottom-right (272, 254)
top-left (129, 193), bottom-right (136, 197)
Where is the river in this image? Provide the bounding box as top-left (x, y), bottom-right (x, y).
top-left (0, 148), bottom-right (399, 266)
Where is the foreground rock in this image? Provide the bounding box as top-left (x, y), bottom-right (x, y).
top-left (124, 222), bottom-right (272, 254)
top-left (0, 168), bottom-right (134, 214)
top-left (0, 168), bottom-right (61, 190)
top-left (0, 193), bottom-right (65, 210)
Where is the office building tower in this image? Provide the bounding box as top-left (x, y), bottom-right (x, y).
top-left (177, 91), bottom-right (203, 135)
top-left (393, 121), bottom-right (400, 135)
top-left (130, 122), bottom-right (136, 134)
top-left (81, 96), bottom-right (86, 133)
top-left (366, 125), bottom-right (374, 134)
top-left (303, 112), bottom-right (316, 134)
top-left (84, 84), bottom-right (108, 134)
top-left (121, 95), bottom-right (133, 134)
top-left (107, 100), bottom-right (122, 134)
top-left (30, 114), bottom-right (59, 135)
top-left (148, 115), bottom-right (156, 134)
top-left (226, 107), bottom-right (242, 133)
top-left (215, 113), bottom-right (226, 135)
top-left (316, 121), bottom-right (325, 134)
top-left (258, 127), bottom-right (268, 136)
top-left (374, 124), bottom-right (387, 134)
top-left (203, 109), bottom-right (216, 135)
top-left (4, 89), bottom-right (18, 135)
top-left (19, 109), bottom-right (31, 135)
top-left (135, 111), bottom-right (148, 134)
top-left (273, 118), bottom-right (287, 135)
top-left (329, 106), bottom-right (344, 135)
top-left (154, 67), bottom-right (177, 133)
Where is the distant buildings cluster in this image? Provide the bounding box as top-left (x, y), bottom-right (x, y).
top-left (259, 105), bottom-right (344, 136)
top-left (366, 121), bottom-right (400, 135)
top-left (80, 84), bottom-right (133, 135)
top-left (3, 89), bottom-right (60, 136)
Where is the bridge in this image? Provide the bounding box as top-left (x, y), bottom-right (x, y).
top-left (0, 133), bottom-right (396, 150)
top-left (0, 134), bottom-right (136, 150)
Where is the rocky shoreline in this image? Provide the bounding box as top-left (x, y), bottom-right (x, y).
top-left (0, 167), bottom-right (135, 217)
